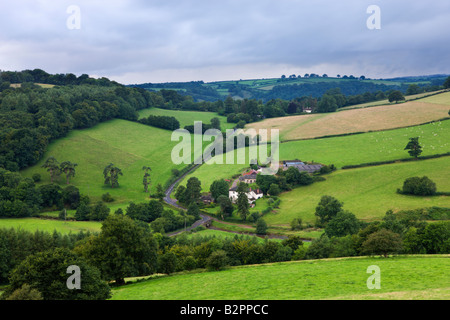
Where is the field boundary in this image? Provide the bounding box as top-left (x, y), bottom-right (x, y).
top-left (341, 153), bottom-right (450, 170)
top-left (280, 117), bottom-right (450, 143)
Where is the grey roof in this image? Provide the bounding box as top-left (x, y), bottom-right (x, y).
top-left (287, 164), bottom-right (323, 173)
top-left (239, 173), bottom-right (257, 180)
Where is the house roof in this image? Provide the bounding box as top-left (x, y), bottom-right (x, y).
top-left (286, 164), bottom-right (323, 173)
top-left (239, 173), bottom-right (258, 180)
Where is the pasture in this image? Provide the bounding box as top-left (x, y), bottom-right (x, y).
top-left (110, 255), bottom-right (450, 300)
top-left (0, 218), bottom-right (101, 234)
top-left (266, 156), bottom-right (450, 226)
top-left (279, 119), bottom-right (450, 168)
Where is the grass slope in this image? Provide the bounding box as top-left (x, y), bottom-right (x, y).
top-left (20, 119), bottom-right (194, 205)
top-left (267, 156), bottom-right (450, 225)
top-left (110, 255), bottom-right (450, 300)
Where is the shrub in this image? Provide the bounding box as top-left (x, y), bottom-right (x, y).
top-left (101, 192), bottom-right (115, 203)
top-left (256, 219), bottom-right (268, 235)
top-left (400, 176), bottom-right (437, 196)
top-left (206, 250), bottom-right (228, 271)
top-left (32, 173), bottom-right (41, 183)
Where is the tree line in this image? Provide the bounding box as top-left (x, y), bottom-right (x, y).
top-left (0, 71), bottom-right (153, 172)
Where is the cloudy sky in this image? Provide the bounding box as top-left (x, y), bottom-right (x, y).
top-left (1, 0), bottom-right (449, 84)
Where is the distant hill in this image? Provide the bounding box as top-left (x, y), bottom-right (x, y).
top-left (130, 74), bottom-right (449, 102)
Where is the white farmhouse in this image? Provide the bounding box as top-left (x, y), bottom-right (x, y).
top-left (229, 186), bottom-right (264, 204)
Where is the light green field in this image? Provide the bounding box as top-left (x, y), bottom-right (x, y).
top-left (279, 119), bottom-right (450, 168)
top-left (20, 119), bottom-right (195, 205)
top-left (110, 255), bottom-right (450, 300)
top-left (138, 107), bottom-right (235, 130)
top-left (420, 91), bottom-right (450, 105)
top-left (0, 218), bottom-right (101, 234)
top-left (266, 156), bottom-right (450, 226)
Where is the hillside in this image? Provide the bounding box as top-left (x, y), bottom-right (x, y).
top-left (20, 119), bottom-right (196, 205)
top-left (110, 255), bottom-right (450, 300)
top-left (132, 74), bottom-right (448, 102)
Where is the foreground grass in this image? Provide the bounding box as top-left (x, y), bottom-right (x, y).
top-left (110, 255), bottom-right (449, 300)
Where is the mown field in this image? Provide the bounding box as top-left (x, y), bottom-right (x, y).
top-left (266, 156), bottom-right (450, 226)
top-left (248, 91), bottom-right (450, 141)
top-left (110, 255), bottom-right (450, 300)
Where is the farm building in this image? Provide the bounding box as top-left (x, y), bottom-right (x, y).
top-left (238, 169), bottom-right (259, 184)
top-left (229, 186), bottom-right (263, 204)
top-left (282, 160), bottom-right (323, 173)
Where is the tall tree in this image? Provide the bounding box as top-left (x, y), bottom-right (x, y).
top-left (60, 161), bottom-right (77, 185)
top-left (237, 182), bottom-right (250, 221)
top-left (210, 179), bottom-right (229, 201)
top-left (185, 177), bottom-right (201, 204)
top-left (142, 166), bottom-right (151, 193)
top-left (388, 90), bottom-right (405, 103)
top-left (74, 214), bottom-right (158, 285)
top-left (103, 163), bottom-right (123, 188)
top-left (41, 157), bottom-right (61, 183)
top-left (404, 137), bottom-right (422, 158)
top-left (315, 195), bottom-right (343, 227)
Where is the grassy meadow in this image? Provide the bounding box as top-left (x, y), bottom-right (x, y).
top-left (0, 218), bottom-right (101, 234)
top-left (110, 255), bottom-right (450, 300)
top-left (265, 156), bottom-right (450, 226)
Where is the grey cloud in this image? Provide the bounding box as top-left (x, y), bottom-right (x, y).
top-left (0, 0), bottom-right (449, 83)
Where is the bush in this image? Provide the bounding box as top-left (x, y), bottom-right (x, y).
top-left (32, 173), bottom-right (41, 183)
top-left (101, 192), bottom-right (115, 203)
top-left (400, 176), bottom-right (437, 196)
top-left (256, 219), bottom-right (268, 235)
top-left (206, 250), bottom-right (228, 271)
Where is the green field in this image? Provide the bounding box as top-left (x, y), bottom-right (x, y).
top-left (20, 119), bottom-right (195, 205)
top-left (0, 218), bottom-right (101, 234)
top-left (279, 119), bottom-right (450, 168)
top-left (266, 156), bottom-right (450, 225)
top-left (138, 107), bottom-right (235, 130)
top-left (110, 255), bottom-right (450, 300)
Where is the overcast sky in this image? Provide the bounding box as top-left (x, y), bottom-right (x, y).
top-left (1, 0), bottom-right (449, 84)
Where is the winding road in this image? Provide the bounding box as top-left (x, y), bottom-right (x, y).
top-left (163, 163), bottom-right (306, 241)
